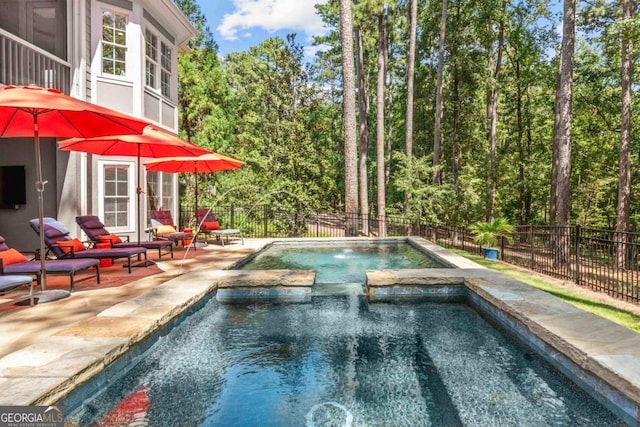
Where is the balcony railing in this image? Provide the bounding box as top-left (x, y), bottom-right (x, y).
top-left (0, 29), bottom-right (70, 94)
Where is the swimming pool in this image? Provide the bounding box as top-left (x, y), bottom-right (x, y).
top-left (67, 295), bottom-right (623, 425)
top-left (234, 241), bottom-right (446, 286)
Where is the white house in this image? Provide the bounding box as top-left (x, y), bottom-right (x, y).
top-left (0, 0), bottom-right (195, 251)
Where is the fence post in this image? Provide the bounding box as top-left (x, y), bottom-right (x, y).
top-left (500, 235), bottom-right (505, 261)
top-left (230, 204), bottom-right (235, 229)
top-left (461, 227), bottom-right (465, 250)
top-left (529, 224), bottom-right (534, 269)
top-left (263, 204), bottom-right (268, 238)
top-left (316, 211), bottom-right (320, 237)
top-left (575, 225), bottom-right (581, 284)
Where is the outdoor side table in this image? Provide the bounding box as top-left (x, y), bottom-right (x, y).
top-left (211, 229), bottom-right (244, 246)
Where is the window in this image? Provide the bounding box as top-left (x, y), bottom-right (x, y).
top-left (160, 42), bottom-right (172, 97)
top-left (147, 171), bottom-right (175, 218)
top-left (102, 11), bottom-right (127, 76)
top-left (103, 164), bottom-right (130, 228)
top-left (144, 29), bottom-right (173, 98)
top-left (145, 29), bottom-right (157, 87)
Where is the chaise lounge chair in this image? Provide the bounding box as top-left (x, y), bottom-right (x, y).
top-left (0, 235), bottom-right (99, 292)
top-left (150, 210), bottom-right (193, 247)
top-left (76, 216), bottom-right (174, 259)
top-left (196, 208), bottom-right (243, 246)
top-left (29, 218), bottom-right (147, 274)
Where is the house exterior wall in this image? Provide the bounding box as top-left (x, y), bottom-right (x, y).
top-left (0, 0), bottom-right (194, 249)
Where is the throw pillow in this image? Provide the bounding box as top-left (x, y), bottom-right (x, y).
top-left (203, 221), bottom-right (220, 231)
top-left (156, 225), bottom-right (177, 235)
top-left (0, 248), bottom-right (28, 265)
top-left (97, 234), bottom-right (122, 244)
top-left (57, 238), bottom-right (86, 254)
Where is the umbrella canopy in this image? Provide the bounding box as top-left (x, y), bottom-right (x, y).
top-left (0, 85), bottom-right (150, 295)
top-left (58, 127), bottom-right (211, 247)
top-left (58, 126), bottom-right (210, 158)
top-left (0, 85), bottom-right (150, 138)
top-left (144, 153), bottom-right (244, 228)
top-left (144, 152), bottom-right (245, 173)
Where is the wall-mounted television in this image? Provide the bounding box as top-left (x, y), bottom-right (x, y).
top-left (0, 166), bottom-right (27, 208)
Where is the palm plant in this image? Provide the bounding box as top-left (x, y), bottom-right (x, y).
top-left (470, 218), bottom-right (514, 248)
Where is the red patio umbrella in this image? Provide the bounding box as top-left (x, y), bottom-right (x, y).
top-left (58, 128), bottom-right (211, 248)
top-left (0, 85), bottom-right (150, 297)
top-left (144, 153), bottom-right (244, 226)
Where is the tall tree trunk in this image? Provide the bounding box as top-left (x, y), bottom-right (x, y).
top-left (339, 0), bottom-right (359, 235)
top-left (376, 12), bottom-right (387, 237)
top-left (405, 0), bottom-right (417, 211)
top-left (355, 26), bottom-right (370, 235)
top-left (386, 31), bottom-right (394, 189)
top-left (553, 0), bottom-right (576, 265)
top-left (451, 4), bottom-right (461, 187)
top-left (615, 0), bottom-right (635, 268)
top-left (433, 0), bottom-right (448, 185)
top-left (514, 49), bottom-right (527, 225)
top-left (486, 14), bottom-right (504, 221)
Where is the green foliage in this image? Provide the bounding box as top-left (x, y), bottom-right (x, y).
top-left (469, 218), bottom-right (515, 247)
top-left (172, 0), bottom-right (639, 234)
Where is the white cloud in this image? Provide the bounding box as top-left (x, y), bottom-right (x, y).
top-left (217, 0), bottom-right (329, 41)
top-left (304, 43), bottom-right (330, 60)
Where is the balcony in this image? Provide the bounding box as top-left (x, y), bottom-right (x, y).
top-left (0, 28), bottom-right (70, 94)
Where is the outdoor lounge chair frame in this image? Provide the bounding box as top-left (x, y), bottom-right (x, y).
top-left (76, 215), bottom-right (173, 259)
top-left (29, 218), bottom-right (147, 274)
top-left (195, 208), bottom-right (244, 246)
top-left (0, 236), bottom-right (100, 292)
top-left (149, 210), bottom-right (193, 247)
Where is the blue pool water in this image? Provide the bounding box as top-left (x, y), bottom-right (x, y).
top-left (67, 296), bottom-right (623, 426)
top-left (235, 242), bottom-right (445, 285)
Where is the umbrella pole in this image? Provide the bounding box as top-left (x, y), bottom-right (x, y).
top-left (30, 113), bottom-right (69, 304)
top-left (33, 112), bottom-right (47, 294)
top-left (137, 144), bottom-right (142, 246)
top-left (194, 164), bottom-right (198, 224)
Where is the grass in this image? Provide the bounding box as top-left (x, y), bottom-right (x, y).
top-left (451, 249), bottom-right (640, 333)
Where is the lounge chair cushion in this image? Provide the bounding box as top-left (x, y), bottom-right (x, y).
top-left (0, 275), bottom-right (32, 292)
top-left (3, 258), bottom-right (99, 274)
top-left (97, 234), bottom-right (123, 245)
top-left (57, 238), bottom-right (86, 254)
top-left (202, 221), bottom-right (220, 231)
top-left (0, 248), bottom-right (29, 265)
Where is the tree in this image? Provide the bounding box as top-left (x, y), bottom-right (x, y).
top-left (355, 5), bottom-right (370, 235)
top-left (405, 0), bottom-right (417, 207)
top-left (551, 0), bottom-right (577, 265)
top-left (433, 0), bottom-right (447, 185)
top-left (376, 10), bottom-right (388, 236)
top-left (339, 0), bottom-right (359, 235)
top-left (614, 0), bottom-right (636, 267)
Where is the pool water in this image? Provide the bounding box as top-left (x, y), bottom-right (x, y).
top-left (68, 296), bottom-right (623, 426)
top-left (235, 242), bottom-right (445, 285)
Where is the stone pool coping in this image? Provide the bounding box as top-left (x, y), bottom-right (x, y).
top-left (0, 236), bottom-right (637, 425)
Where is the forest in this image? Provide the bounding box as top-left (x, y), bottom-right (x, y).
top-left (174, 0), bottom-right (639, 233)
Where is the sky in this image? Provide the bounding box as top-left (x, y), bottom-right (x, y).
top-left (200, 0), bottom-right (330, 60)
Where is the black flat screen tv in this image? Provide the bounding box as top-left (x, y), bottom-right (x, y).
top-left (0, 166), bottom-right (27, 208)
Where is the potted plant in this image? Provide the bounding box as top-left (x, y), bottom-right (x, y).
top-left (470, 218), bottom-right (514, 260)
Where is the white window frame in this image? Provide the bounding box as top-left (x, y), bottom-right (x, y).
top-left (143, 26), bottom-right (173, 100)
top-left (100, 9), bottom-right (128, 77)
top-left (160, 41), bottom-right (172, 98)
top-left (144, 29), bottom-right (158, 88)
top-left (146, 171), bottom-right (176, 214)
top-left (98, 160), bottom-right (136, 233)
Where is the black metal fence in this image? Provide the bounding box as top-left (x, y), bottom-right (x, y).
top-left (180, 205), bottom-right (640, 304)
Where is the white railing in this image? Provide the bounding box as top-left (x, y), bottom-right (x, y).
top-left (0, 29), bottom-right (71, 94)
